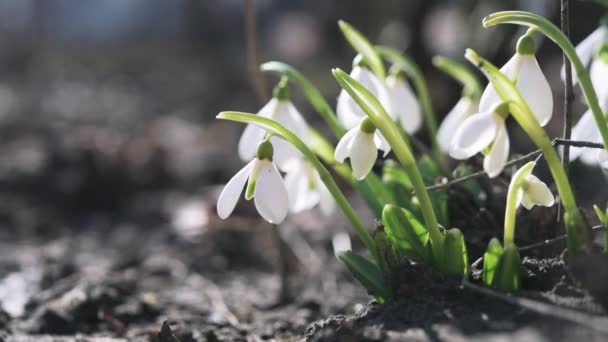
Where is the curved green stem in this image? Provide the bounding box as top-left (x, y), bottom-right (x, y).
top-left (332, 68), bottom-right (445, 261)
top-left (261, 61), bottom-right (346, 137)
top-left (432, 55), bottom-right (482, 100)
top-left (376, 46), bottom-right (443, 165)
top-left (465, 49), bottom-right (591, 255)
top-left (503, 162), bottom-right (536, 245)
top-left (483, 10), bottom-right (608, 155)
top-left (338, 20), bottom-right (386, 79)
top-left (217, 111), bottom-right (378, 259)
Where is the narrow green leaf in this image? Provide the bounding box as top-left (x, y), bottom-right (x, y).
top-left (382, 204), bottom-right (430, 262)
top-left (338, 251), bottom-right (388, 300)
top-left (442, 228), bottom-right (470, 276)
top-left (432, 55), bottom-right (482, 100)
top-left (483, 238), bottom-right (504, 287)
top-left (338, 20), bottom-right (385, 79)
top-left (493, 243), bottom-right (522, 292)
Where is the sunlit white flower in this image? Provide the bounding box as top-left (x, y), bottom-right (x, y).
top-left (238, 92), bottom-right (310, 170)
top-left (569, 50), bottom-right (608, 165)
top-left (598, 149), bottom-right (608, 178)
top-left (510, 164), bottom-right (554, 210)
top-left (449, 104), bottom-right (510, 178)
top-left (335, 118), bottom-right (390, 180)
top-left (336, 64), bottom-right (392, 129)
top-left (437, 96), bottom-right (479, 152)
top-left (332, 232), bottom-right (352, 256)
top-left (217, 141), bottom-right (288, 224)
top-left (561, 23), bottom-right (608, 84)
top-left (480, 35), bottom-right (553, 126)
top-left (386, 73), bottom-right (422, 134)
top-left (284, 158), bottom-right (335, 215)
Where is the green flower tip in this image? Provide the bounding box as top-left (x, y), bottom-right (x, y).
top-left (598, 44), bottom-right (608, 63)
top-left (516, 35), bottom-right (536, 55)
top-left (492, 102), bottom-right (510, 119)
top-left (273, 77), bottom-right (290, 100)
top-left (256, 140), bottom-right (274, 161)
top-left (360, 117), bottom-right (376, 133)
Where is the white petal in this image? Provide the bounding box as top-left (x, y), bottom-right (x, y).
top-left (349, 131), bottom-right (377, 180)
top-left (373, 131), bottom-right (391, 157)
top-left (276, 100), bottom-right (312, 144)
top-left (570, 109), bottom-right (599, 162)
top-left (521, 192), bottom-right (536, 210)
top-left (449, 111), bottom-right (498, 159)
top-left (285, 164), bottom-right (320, 213)
top-left (334, 127), bottom-right (359, 162)
top-left (525, 175), bottom-right (555, 208)
top-left (590, 59), bottom-right (608, 103)
top-left (271, 136), bottom-right (301, 171)
top-left (318, 178), bottom-right (336, 216)
top-left (562, 27), bottom-right (608, 84)
top-left (332, 232), bottom-right (352, 255)
top-left (337, 90), bottom-right (365, 130)
top-left (237, 99), bottom-right (278, 161)
top-left (254, 161), bottom-right (289, 224)
top-left (483, 118), bottom-right (510, 178)
top-left (516, 55), bottom-right (553, 126)
top-left (386, 75), bottom-right (422, 134)
top-left (437, 97), bottom-right (478, 152)
top-left (479, 54), bottom-right (521, 112)
top-left (216, 161), bottom-right (254, 219)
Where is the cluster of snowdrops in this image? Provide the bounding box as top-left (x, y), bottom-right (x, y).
top-left (215, 10), bottom-right (608, 299)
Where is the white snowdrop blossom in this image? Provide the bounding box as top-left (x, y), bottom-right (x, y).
top-left (386, 73), bottom-right (423, 134)
top-left (570, 46), bottom-right (608, 165)
top-left (217, 140), bottom-right (289, 224)
top-left (335, 118), bottom-right (390, 180)
top-left (510, 164), bottom-right (555, 210)
top-left (336, 65), bottom-right (392, 130)
top-left (238, 91), bottom-right (311, 171)
top-left (479, 35), bottom-right (553, 127)
top-left (284, 158), bottom-right (335, 216)
top-left (449, 103), bottom-right (510, 178)
top-left (437, 96), bottom-right (479, 152)
top-left (561, 23), bottom-right (608, 84)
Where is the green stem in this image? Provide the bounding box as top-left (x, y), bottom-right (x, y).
top-left (376, 46), bottom-right (444, 165)
top-left (465, 49), bottom-right (591, 255)
top-left (503, 162), bottom-right (536, 245)
top-left (338, 20), bottom-right (386, 80)
top-left (483, 10), bottom-right (608, 156)
top-left (217, 111), bottom-right (378, 259)
top-left (432, 55), bottom-right (482, 100)
top-left (332, 68), bottom-right (445, 261)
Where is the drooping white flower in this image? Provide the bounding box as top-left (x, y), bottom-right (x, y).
top-left (480, 35), bottom-right (553, 126)
top-left (335, 117), bottom-right (390, 180)
top-left (238, 86), bottom-right (310, 170)
top-left (510, 163), bottom-right (554, 210)
top-left (284, 158), bottom-right (335, 216)
top-left (569, 49), bottom-right (608, 165)
top-left (437, 96), bottom-right (479, 152)
top-left (449, 104), bottom-right (510, 178)
top-left (217, 140), bottom-right (288, 224)
top-left (386, 72), bottom-right (422, 134)
top-left (336, 64), bottom-right (392, 130)
top-left (561, 24), bottom-right (608, 84)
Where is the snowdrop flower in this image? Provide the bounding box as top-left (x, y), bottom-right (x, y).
top-left (217, 140), bottom-right (288, 224)
top-left (335, 117), bottom-right (390, 180)
top-left (510, 164), bottom-right (554, 210)
top-left (437, 96), bottom-right (479, 152)
top-left (238, 81), bottom-right (310, 170)
top-left (449, 103), bottom-right (510, 178)
top-left (336, 60), bottom-right (392, 130)
top-left (480, 34), bottom-right (553, 126)
top-left (386, 71), bottom-right (423, 134)
top-left (284, 158), bottom-right (335, 215)
top-left (561, 19), bottom-right (608, 84)
top-left (570, 46), bottom-right (608, 165)
top-left (598, 149), bottom-right (608, 179)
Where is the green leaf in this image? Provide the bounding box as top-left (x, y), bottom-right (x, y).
top-left (493, 243), bottom-right (522, 292)
top-left (338, 20), bottom-right (385, 79)
top-left (382, 204), bottom-right (430, 262)
top-left (382, 160), bottom-right (413, 208)
top-left (338, 251), bottom-right (388, 300)
top-left (441, 228), bottom-right (470, 276)
top-left (482, 238), bottom-right (504, 287)
top-left (261, 61), bottom-right (345, 138)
